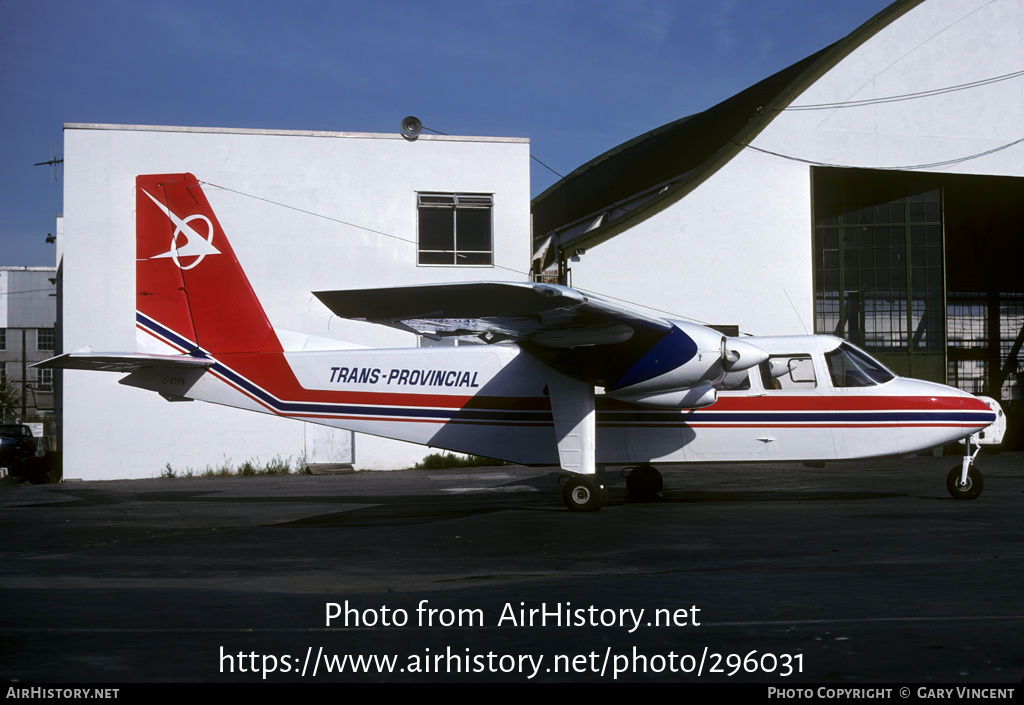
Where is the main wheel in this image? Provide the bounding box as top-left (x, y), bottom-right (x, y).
top-left (562, 476), bottom-right (606, 512)
top-left (625, 464), bottom-right (663, 501)
top-left (946, 464), bottom-right (984, 500)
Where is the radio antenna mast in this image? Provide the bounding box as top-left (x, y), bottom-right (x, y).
top-left (34, 143), bottom-right (63, 183)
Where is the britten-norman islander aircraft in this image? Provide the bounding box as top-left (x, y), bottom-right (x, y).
top-left (37, 174), bottom-right (1001, 511)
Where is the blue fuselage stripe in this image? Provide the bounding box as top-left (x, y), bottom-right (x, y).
top-left (136, 314), bottom-right (993, 427)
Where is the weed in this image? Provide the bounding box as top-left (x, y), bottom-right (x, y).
top-left (415, 452), bottom-right (511, 469)
top-left (159, 454), bottom-right (303, 479)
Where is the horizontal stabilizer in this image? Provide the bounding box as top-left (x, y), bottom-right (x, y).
top-left (33, 352), bottom-right (213, 373)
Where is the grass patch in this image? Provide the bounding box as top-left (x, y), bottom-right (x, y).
top-left (414, 452), bottom-right (511, 469)
top-left (161, 455), bottom-right (306, 478)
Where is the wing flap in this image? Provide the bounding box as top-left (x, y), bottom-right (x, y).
top-left (314, 281), bottom-right (583, 320)
top-left (313, 281), bottom-right (670, 348)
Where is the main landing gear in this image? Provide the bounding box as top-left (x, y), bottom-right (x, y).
top-left (560, 474), bottom-right (608, 512)
top-left (624, 464), bottom-right (663, 502)
top-left (560, 464), bottom-right (667, 510)
top-left (947, 436), bottom-right (984, 500)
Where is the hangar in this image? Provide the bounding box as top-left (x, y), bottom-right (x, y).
top-left (58, 124), bottom-right (530, 479)
top-left (532, 0), bottom-right (1023, 447)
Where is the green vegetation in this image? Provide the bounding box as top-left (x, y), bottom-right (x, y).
top-left (0, 379), bottom-right (19, 421)
top-left (414, 452), bottom-right (511, 469)
top-left (160, 455), bottom-right (306, 478)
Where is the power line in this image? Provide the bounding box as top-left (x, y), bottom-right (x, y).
top-left (738, 135), bottom-right (1024, 171)
top-left (199, 180), bottom-right (532, 278)
top-left (781, 68), bottom-right (1024, 111)
top-left (200, 181), bottom-right (713, 328)
top-left (0, 287), bottom-right (57, 298)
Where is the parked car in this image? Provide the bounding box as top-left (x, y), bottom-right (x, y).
top-left (0, 423), bottom-right (37, 468)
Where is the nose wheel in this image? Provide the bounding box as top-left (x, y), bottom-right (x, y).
top-left (947, 437), bottom-right (984, 500)
top-left (947, 463), bottom-right (984, 500)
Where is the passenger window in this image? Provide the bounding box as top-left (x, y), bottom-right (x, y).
top-left (759, 355), bottom-right (817, 390)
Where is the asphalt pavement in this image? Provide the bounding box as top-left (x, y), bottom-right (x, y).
top-left (2, 453), bottom-right (1022, 683)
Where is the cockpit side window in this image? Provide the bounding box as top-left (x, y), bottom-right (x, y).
top-left (759, 355), bottom-right (817, 390)
top-left (825, 342), bottom-right (895, 387)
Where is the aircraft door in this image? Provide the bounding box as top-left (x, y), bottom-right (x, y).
top-left (757, 354), bottom-right (833, 462)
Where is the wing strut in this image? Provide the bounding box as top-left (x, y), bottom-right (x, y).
top-left (546, 369), bottom-right (607, 511)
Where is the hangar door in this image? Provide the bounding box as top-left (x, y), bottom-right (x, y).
top-left (812, 167), bottom-right (1023, 448)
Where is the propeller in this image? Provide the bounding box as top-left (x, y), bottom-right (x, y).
top-left (722, 337), bottom-right (769, 371)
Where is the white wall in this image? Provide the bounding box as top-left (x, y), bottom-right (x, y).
top-left (571, 0), bottom-right (1024, 336)
top-left (570, 149), bottom-right (814, 337)
top-left (61, 125), bottom-right (530, 479)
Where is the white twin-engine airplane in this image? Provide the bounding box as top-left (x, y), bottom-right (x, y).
top-left (39, 173), bottom-right (1000, 511)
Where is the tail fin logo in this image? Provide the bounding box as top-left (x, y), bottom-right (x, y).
top-left (141, 188), bottom-right (221, 270)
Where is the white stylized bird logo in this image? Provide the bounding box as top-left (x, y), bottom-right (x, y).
top-left (141, 189), bottom-right (221, 270)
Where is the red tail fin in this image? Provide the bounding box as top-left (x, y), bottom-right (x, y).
top-left (136, 174), bottom-right (282, 354)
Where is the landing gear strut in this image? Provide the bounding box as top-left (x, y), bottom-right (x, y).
top-left (561, 475), bottom-right (608, 512)
top-left (624, 464), bottom-right (663, 501)
top-left (947, 436), bottom-right (984, 500)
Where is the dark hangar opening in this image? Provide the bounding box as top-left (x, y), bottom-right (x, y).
top-left (813, 167), bottom-right (1024, 449)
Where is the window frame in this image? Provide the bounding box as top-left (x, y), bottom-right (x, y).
top-left (36, 327), bottom-right (55, 352)
top-left (416, 192), bottom-right (494, 267)
top-left (758, 354), bottom-right (819, 391)
top-left (36, 368), bottom-right (54, 393)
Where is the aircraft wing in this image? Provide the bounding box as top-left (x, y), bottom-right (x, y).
top-left (314, 281), bottom-right (767, 395)
top-left (33, 352), bottom-right (214, 373)
top-left (313, 281), bottom-right (672, 348)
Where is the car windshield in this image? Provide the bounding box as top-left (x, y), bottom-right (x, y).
top-left (824, 342), bottom-right (895, 388)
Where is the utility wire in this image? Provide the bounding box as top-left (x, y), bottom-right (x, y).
top-left (781, 68), bottom-right (1024, 111)
top-left (199, 180), bottom-right (532, 278)
top-left (419, 124), bottom-right (567, 179)
top-left (738, 135), bottom-right (1024, 171)
top-left (0, 287), bottom-right (57, 297)
top-left (199, 180), bottom-right (709, 327)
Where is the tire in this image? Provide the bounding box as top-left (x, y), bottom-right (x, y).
top-left (563, 476), bottom-right (605, 512)
top-left (625, 464), bottom-right (663, 500)
top-left (946, 464), bottom-right (983, 500)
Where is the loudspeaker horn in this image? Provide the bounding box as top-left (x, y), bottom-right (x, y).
top-left (400, 116), bottom-right (423, 140)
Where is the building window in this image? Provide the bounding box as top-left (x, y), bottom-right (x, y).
top-left (814, 170), bottom-right (943, 354)
top-left (0, 328), bottom-right (5, 351)
top-left (36, 369), bottom-right (53, 393)
top-left (417, 193), bottom-right (493, 266)
top-left (36, 328), bottom-right (55, 352)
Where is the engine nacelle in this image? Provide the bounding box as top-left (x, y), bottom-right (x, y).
top-left (609, 383), bottom-right (718, 409)
top-left (606, 321), bottom-right (767, 409)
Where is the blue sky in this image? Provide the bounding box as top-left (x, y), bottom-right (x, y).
top-left (1, 0), bottom-right (893, 266)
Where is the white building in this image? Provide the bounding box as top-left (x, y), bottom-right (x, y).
top-left (533, 0), bottom-right (1024, 446)
top-left (1, 267), bottom-right (57, 426)
top-left (59, 124), bottom-right (530, 479)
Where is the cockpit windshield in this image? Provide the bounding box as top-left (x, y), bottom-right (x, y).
top-left (824, 342), bottom-right (895, 388)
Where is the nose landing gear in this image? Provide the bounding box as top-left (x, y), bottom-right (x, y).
top-left (947, 436), bottom-right (984, 500)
